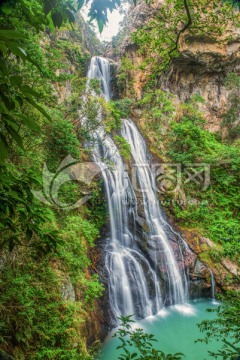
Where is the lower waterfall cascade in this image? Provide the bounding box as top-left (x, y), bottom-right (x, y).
top-left (210, 270), bottom-right (216, 300)
top-left (86, 56), bottom-right (189, 325)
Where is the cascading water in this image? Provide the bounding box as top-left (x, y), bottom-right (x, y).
top-left (122, 119), bottom-right (188, 304)
top-left (85, 56), bottom-right (188, 325)
top-left (210, 270), bottom-right (216, 300)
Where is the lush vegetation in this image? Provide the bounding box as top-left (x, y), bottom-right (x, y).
top-left (198, 291), bottom-right (240, 359)
top-left (133, 0), bottom-right (239, 75)
top-left (0, 0), bottom-right (239, 358)
top-left (0, 1), bottom-right (108, 359)
top-left (116, 0), bottom-right (240, 268)
top-left (114, 2), bottom-right (240, 356)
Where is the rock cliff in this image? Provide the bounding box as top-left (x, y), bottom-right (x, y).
top-left (118, 0), bottom-right (240, 131)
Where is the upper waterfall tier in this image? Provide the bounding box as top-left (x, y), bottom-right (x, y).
top-left (87, 56), bottom-right (111, 100)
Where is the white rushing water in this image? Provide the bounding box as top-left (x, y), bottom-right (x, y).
top-left (86, 56), bottom-right (188, 325)
top-left (122, 119), bottom-right (188, 304)
top-left (210, 270), bottom-right (216, 300)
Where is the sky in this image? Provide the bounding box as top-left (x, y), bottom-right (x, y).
top-left (82, 6), bottom-right (126, 42)
top-left (98, 10), bottom-right (124, 41)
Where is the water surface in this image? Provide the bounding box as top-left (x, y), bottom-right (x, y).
top-left (99, 299), bottom-right (221, 360)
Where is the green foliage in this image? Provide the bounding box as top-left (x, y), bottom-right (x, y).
top-left (104, 101), bottom-right (122, 132)
top-left (78, 95), bottom-right (102, 142)
top-left (113, 98), bottom-right (133, 118)
top-left (114, 135), bottom-right (131, 160)
top-left (59, 215), bottom-right (104, 307)
top-left (0, 163), bottom-right (61, 253)
top-left (0, 2), bottom-right (105, 358)
top-left (118, 57), bottom-right (135, 95)
top-left (0, 0), bottom-right (85, 30)
top-left (167, 115), bottom-right (210, 163)
top-left (0, 0), bottom-right (96, 162)
top-left (197, 291), bottom-right (240, 359)
top-left (44, 112), bottom-right (80, 170)
top-left (0, 0), bottom-right (78, 161)
top-left (89, 78), bottom-right (101, 95)
top-left (78, 95), bottom-right (122, 150)
top-left (83, 274), bottom-right (104, 307)
top-left (114, 316), bottom-right (184, 360)
top-left (0, 35), bottom-right (50, 161)
top-left (130, 0), bottom-right (239, 80)
top-left (221, 73), bottom-right (240, 141)
top-left (138, 89), bottom-right (175, 132)
top-left (59, 215), bottom-right (98, 272)
top-left (161, 100), bottom-right (240, 264)
top-left (86, 184), bottom-right (108, 229)
top-left (0, 223), bottom-right (101, 359)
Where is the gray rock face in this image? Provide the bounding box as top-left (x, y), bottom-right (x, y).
top-left (119, 0), bottom-right (158, 55)
top-left (160, 44), bottom-right (240, 131)
top-left (188, 259), bottom-right (212, 298)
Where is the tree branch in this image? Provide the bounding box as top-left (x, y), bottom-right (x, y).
top-left (168, 0), bottom-right (192, 58)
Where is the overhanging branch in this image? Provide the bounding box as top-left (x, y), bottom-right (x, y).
top-left (168, 0), bottom-right (192, 58)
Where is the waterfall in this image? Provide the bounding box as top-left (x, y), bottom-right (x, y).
top-left (122, 119), bottom-right (188, 304)
top-left (85, 56), bottom-right (188, 325)
top-left (210, 270), bottom-right (216, 299)
top-left (87, 56), bottom-right (111, 100)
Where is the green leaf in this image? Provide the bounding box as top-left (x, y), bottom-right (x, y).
top-left (0, 58), bottom-right (8, 75)
top-left (3, 114), bottom-right (19, 131)
top-left (0, 30), bottom-right (25, 40)
top-left (7, 43), bottom-right (27, 58)
top-left (10, 75), bottom-right (23, 86)
top-left (97, 19), bottom-right (105, 33)
top-left (5, 124), bottom-right (23, 148)
top-left (17, 114), bottom-right (40, 131)
top-left (0, 133), bottom-right (8, 161)
top-left (44, 0), bottom-right (57, 15)
top-left (1, 93), bottom-right (15, 111)
top-left (64, 9), bottom-right (75, 23)
top-left (25, 97), bottom-right (51, 121)
top-left (20, 85), bottom-right (39, 98)
top-left (1, 3), bottom-right (13, 15)
top-left (77, 0), bottom-right (85, 10)
top-left (51, 11), bottom-right (63, 27)
top-left (0, 41), bottom-right (8, 54)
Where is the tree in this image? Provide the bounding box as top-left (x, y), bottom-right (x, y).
top-left (114, 316), bottom-right (184, 360)
top-left (0, 0), bottom-right (137, 161)
top-left (197, 291), bottom-right (240, 360)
